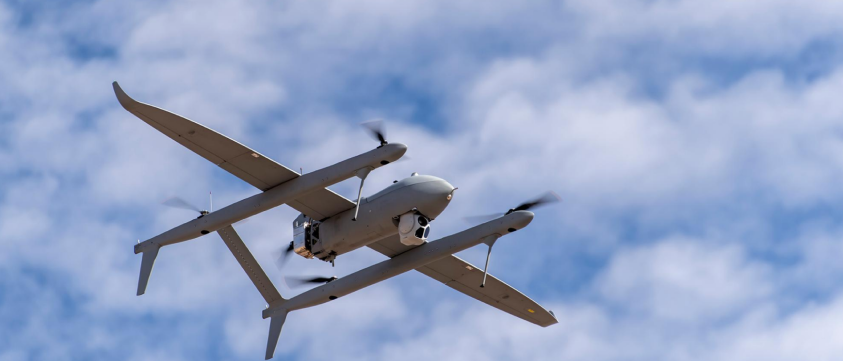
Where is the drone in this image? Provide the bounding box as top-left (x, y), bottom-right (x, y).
top-left (113, 82), bottom-right (558, 359)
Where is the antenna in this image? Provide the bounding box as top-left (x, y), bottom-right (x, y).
top-left (209, 191), bottom-right (213, 212)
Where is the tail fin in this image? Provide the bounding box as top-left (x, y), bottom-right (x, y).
top-left (265, 310), bottom-right (288, 360)
top-left (136, 245), bottom-right (160, 296)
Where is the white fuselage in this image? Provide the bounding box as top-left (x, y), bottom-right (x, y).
top-left (310, 174), bottom-right (455, 258)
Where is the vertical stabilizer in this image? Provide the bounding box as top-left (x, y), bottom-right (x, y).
top-left (137, 246), bottom-right (160, 296)
top-left (266, 310), bottom-right (288, 360)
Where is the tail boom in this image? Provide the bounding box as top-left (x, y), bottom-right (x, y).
top-left (265, 211), bottom-right (534, 314)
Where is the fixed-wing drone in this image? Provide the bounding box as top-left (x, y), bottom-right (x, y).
top-left (113, 82), bottom-right (557, 359)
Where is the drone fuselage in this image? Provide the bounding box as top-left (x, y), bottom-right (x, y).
top-left (113, 82), bottom-right (557, 361)
top-left (294, 174), bottom-right (455, 262)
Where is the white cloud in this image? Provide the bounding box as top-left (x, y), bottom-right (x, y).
top-left (2, 0), bottom-right (843, 360)
top-left (711, 294), bottom-right (843, 361)
top-left (596, 239), bottom-right (772, 323)
top-left (566, 0), bottom-right (843, 57)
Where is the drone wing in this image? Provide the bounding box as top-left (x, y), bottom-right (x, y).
top-left (113, 82), bottom-right (355, 220)
top-left (368, 236), bottom-right (558, 327)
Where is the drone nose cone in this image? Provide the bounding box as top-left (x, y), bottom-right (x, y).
top-left (413, 176), bottom-right (455, 219)
top-left (365, 174), bottom-right (455, 220)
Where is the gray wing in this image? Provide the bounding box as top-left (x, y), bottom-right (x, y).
top-left (368, 236), bottom-right (558, 327)
top-left (287, 189), bottom-right (355, 221)
top-left (113, 82), bottom-right (355, 220)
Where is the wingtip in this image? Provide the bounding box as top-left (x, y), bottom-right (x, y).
top-left (112, 81), bottom-right (136, 110)
top-left (545, 310), bottom-right (559, 327)
top-left (111, 81), bottom-right (122, 94)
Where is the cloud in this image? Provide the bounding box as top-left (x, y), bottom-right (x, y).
top-left (596, 239), bottom-right (772, 323)
top-left (2, 0), bottom-right (843, 360)
top-left (711, 294), bottom-right (843, 361)
top-left (567, 0), bottom-right (843, 56)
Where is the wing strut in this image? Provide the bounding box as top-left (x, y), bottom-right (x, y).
top-left (351, 167), bottom-right (372, 221)
top-left (480, 236), bottom-right (498, 288)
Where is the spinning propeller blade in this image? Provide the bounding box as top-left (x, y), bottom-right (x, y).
top-left (271, 242), bottom-right (295, 273)
top-left (161, 195), bottom-right (210, 217)
top-left (510, 191), bottom-right (561, 213)
top-left (361, 119), bottom-right (388, 146)
top-left (359, 119), bottom-right (413, 163)
top-left (464, 191), bottom-right (561, 224)
top-left (285, 275), bottom-right (337, 288)
top-left (272, 242), bottom-right (335, 289)
top-left (161, 197), bottom-right (202, 213)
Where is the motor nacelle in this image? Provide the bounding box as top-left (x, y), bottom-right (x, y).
top-left (398, 211), bottom-right (430, 246)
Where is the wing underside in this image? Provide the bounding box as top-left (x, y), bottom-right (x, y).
top-left (368, 236), bottom-right (558, 327)
top-left (113, 82), bottom-right (355, 220)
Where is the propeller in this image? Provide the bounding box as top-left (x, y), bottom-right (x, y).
top-left (463, 191), bottom-right (561, 224)
top-left (361, 119), bottom-right (388, 147)
top-left (161, 196), bottom-right (209, 217)
top-left (359, 119), bottom-right (414, 164)
top-left (509, 191), bottom-right (561, 212)
top-left (284, 275), bottom-right (338, 288)
top-left (160, 193), bottom-right (251, 225)
top-left (464, 191), bottom-right (560, 288)
top-left (272, 241), bottom-right (336, 289)
top-left (271, 242), bottom-right (295, 273)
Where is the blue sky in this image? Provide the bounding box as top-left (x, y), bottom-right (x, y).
top-left (2, 1), bottom-right (843, 360)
